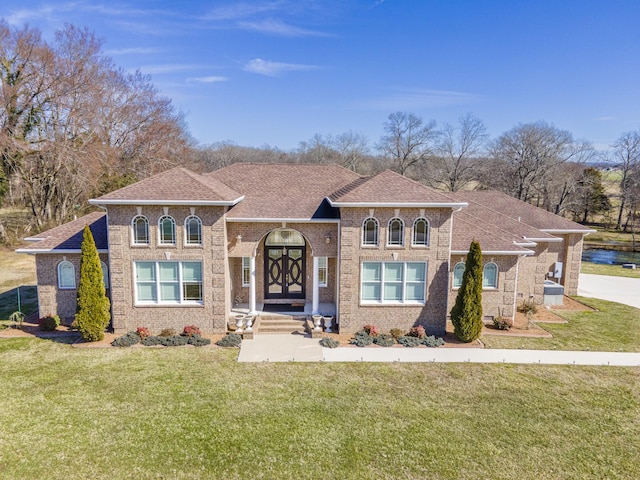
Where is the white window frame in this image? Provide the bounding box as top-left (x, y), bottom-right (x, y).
top-left (131, 215), bottom-right (149, 245)
top-left (242, 257), bottom-right (251, 287)
top-left (134, 261), bottom-right (203, 305)
top-left (452, 262), bottom-right (465, 289)
top-left (184, 215), bottom-right (202, 246)
top-left (412, 218), bottom-right (430, 246)
top-left (483, 262), bottom-right (498, 289)
top-left (100, 261), bottom-right (109, 289)
top-left (158, 215), bottom-right (176, 245)
top-left (318, 257), bottom-right (328, 287)
top-left (362, 217), bottom-right (379, 247)
top-left (361, 261), bottom-right (427, 305)
top-left (387, 217), bottom-right (404, 246)
top-left (57, 260), bottom-right (76, 289)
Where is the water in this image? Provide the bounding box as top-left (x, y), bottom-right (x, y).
top-left (582, 248), bottom-right (640, 265)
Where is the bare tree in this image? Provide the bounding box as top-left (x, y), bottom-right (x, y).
top-left (429, 113), bottom-right (487, 191)
top-left (377, 112), bottom-right (438, 177)
top-left (611, 131), bottom-right (640, 230)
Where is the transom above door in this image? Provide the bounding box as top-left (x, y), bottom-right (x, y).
top-left (264, 229), bottom-right (306, 300)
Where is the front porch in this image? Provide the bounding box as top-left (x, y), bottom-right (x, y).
top-left (228, 302), bottom-right (337, 336)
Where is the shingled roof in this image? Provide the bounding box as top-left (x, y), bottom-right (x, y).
top-left (208, 163), bottom-right (361, 220)
top-left (451, 211), bottom-right (535, 255)
top-left (90, 167), bottom-right (243, 206)
top-left (328, 170), bottom-right (467, 207)
top-left (17, 212), bottom-right (108, 253)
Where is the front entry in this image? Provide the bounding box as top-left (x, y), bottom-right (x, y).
top-left (264, 229), bottom-right (306, 300)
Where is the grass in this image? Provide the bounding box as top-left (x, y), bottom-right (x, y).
top-left (482, 297), bottom-right (640, 352)
top-left (0, 248), bottom-right (37, 320)
top-left (0, 339), bottom-right (638, 480)
top-left (584, 229), bottom-right (638, 245)
top-left (581, 261), bottom-right (640, 278)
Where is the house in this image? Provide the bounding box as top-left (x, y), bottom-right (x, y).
top-left (17, 163), bottom-right (593, 336)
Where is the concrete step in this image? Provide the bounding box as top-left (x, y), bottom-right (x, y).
top-left (256, 315), bottom-right (308, 334)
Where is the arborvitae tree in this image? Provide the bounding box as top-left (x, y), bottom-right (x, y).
top-left (450, 240), bottom-right (483, 342)
top-left (75, 225), bottom-right (111, 341)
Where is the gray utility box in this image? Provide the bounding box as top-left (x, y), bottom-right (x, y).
top-left (543, 280), bottom-right (564, 305)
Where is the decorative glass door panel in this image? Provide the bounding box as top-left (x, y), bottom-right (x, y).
top-left (265, 246), bottom-right (305, 299)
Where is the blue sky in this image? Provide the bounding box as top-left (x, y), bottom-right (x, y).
top-left (2, 0), bottom-right (639, 151)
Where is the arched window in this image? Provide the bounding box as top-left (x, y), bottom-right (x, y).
top-left (58, 261), bottom-right (76, 289)
top-left (100, 261), bottom-right (109, 289)
top-left (483, 262), bottom-right (498, 288)
top-left (158, 215), bottom-right (176, 245)
top-left (387, 218), bottom-right (404, 246)
top-left (452, 262), bottom-right (465, 288)
top-left (362, 217), bottom-right (379, 246)
top-left (412, 218), bottom-right (430, 246)
top-left (184, 215), bottom-right (202, 245)
top-left (132, 215), bottom-right (149, 245)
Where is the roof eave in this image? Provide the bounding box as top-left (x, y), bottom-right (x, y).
top-left (524, 236), bottom-right (564, 243)
top-left (15, 248), bottom-right (109, 254)
top-left (225, 217), bottom-right (340, 223)
top-left (89, 196), bottom-right (244, 207)
top-left (327, 199), bottom-right (468, 209)
top-left (540, 228), bottom-right (597, 234)
top-left (451, 249), bottom-right (535, 256)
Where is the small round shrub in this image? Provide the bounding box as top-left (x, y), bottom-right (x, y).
top-left (136, 326), bottom-right (150, 338)
top-left (397, 336), bottom-right (422, 347)
top-left (182, 325), bottom-right (201, 337)
top-left (39, 315), bottom-right (60, 332)
top-left (111, 332), bottom-right (140, 347)
top-left (216, 333), bottom-right (242, 347)
top-left (362, 324), bottom-right (378, 336)
top-left (319, 337), bottom-right (339, 348)
top-left (421, 335), bottom-right (445, 347)
top-left (350, 330), bottom-right (373, 347)
top-left (408, 325), bottom-right (426, 339)
top-left (518, 299), bottom-right (538, 315)
top-left (389, 328), bottom-right (405, 340)
top-left (492, 316), bottom-right (513, 331)
top-left (373, 333), bottom-right (395, 347)
top-left (187, 334), bottom-right (211, 346)
top-left (141, 336), bottom-right (164, 346)
top-left (159, 328), bottom-right (176, 337)
top-left (161, 335), bottom-right (189, 346)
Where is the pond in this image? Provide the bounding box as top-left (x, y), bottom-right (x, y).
top-left (582, 248), bottom-right (640, 265)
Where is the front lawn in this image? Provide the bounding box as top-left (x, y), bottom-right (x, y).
top-left (482, 297), bottom-right (640, 352)
top-left (0, 338), bottom-right (638, 479)
top-left (581, 261), bottom-right (640, 278)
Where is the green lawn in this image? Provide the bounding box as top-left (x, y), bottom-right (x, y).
top-left (482, 297), bottom-right (640, 352)
top-left (581, 261), bottom-right (640, 278)
top-left (0, 339), bottom-right (638, 480)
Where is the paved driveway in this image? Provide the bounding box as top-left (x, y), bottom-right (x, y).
top-left (578, 273), bottom-right (640, 309)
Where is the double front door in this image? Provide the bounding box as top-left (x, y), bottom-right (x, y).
top-left (265, 246), bottom-right (305, 299)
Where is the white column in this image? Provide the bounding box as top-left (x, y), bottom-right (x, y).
top-left (312, 256), bottom-right (320, 315)
top-left (249, 256), bottom-right (257, 314)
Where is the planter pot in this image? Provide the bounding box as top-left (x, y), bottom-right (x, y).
top-left (235, 315), bottom-right (245, 333)
top-left (323, 316), bottom-right (333, 333)
top-left (245, 315), bottom-right (254, 331)
top-left (312, 315), bottom-right (323, 331)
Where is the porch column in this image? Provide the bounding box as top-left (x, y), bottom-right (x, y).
top-left (249, 255), bottom-right (257, 314)
top-left (312, 256), bottom-right (320, 315)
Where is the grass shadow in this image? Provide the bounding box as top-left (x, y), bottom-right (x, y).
top-left (0, 286), bottom-right (38, 319)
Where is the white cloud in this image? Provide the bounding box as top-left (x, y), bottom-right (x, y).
top-left (187, 76), bottom-right (229, 83)
top-left (243, 58), bottom-right (319, 77)
top-left (238, 18), bottom-right (330, 37)
top-left (134, 64), bottom-right (202, 75)
top-left (5, 5), bottom-right (58, 25)
top-left (355, 88), bottom-right (484, 110)
top-left (105, 47), bottom-right (159, 55)
top-left (203, 2), bottom-right (281, 21)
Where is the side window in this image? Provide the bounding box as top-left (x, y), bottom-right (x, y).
top-left (362, 217), bottom-right (379, 246)
top-left (412, 218), bottom-right (430, 246)
top-left (185, 215), bottom-right (202, 246)
top-left (132, 215), bottom-right (149, 245)
top-left (483, 262), bottom-right (498, 288)
top-left (387, 218), bottom-right (404, 246)
top-left (318, 257), bottom-right (328, 287)
top-left (100, 261), bottom-right (109, 289)
top-left (158, 215), bottom-right (176, 245)
top-left (452, 262), bottom-right (465, 288)
top-left (242, 257), bottom-right (251, 287)
top-left (58, 260), bottom-right (76, 289)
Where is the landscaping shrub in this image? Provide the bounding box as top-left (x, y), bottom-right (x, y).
top-left (187, 334), bottom-right (211, 346)
top-left (75, 225), bottom-right (110, 342)
top-left (408, 325), bottom-right (426, 339)
top-left (141, 336), bottom-right (165, 346)
top-left (421, 335), bottom-right (445, 347)
top-left (159, 328), bottom-right (176, 337)
top-left (216, 333), bottom-right (242, 347)
top-left (319, 337), bottom-right (339, 348)
top-left (389, 328), bottom-right (405, 340)
top-left (362, 324), bottom-right (378, 337)
top-left (492, 316), bottom-right (513, 330)
top-left (38, 315), bottom-right (60, 332)
top-left (161, 335), bottom-right (189, 347)
top-left (518, 299), bottom-right (538, 315)
top-left (450, 240), bottom-right (484, 342)
top-left (373, 333), bottom-right (395, 347)
top-left (397, 336), bottom-right (422, 347)
top-left (350, 330), bottom-right (373, 347)
top-left (111, 332), bottom-right (140, 347)
top-left (136, 326), bottom-right (150, 338)
top-left (182, 325), bottom-right (201, 337)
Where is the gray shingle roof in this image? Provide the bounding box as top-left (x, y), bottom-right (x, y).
top-left (17, 212), bottom-right (107, 253)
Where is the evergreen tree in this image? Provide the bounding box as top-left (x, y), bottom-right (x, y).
top-left (75, 225), bottom-right (111, 341)
top-left (450, 240), bottom-right (483, 342)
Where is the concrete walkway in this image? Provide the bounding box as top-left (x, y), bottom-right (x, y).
top-left (237, 334), bottom-right (640, 366)
top-left (578, 273), bottom-right (640, 309)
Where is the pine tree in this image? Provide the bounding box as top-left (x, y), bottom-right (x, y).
top-left (450, 240), bottom-right (483, 342)
top-left (75, 225), bottom-right (111, 341)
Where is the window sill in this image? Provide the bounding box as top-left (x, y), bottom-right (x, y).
top-left (134, 302), bottom-right (204, 307)
top-left (361, 244), bottom-right (379, 249)
top-left (157, 244), bottom-right (177, 248)
top-left (360, 301), bottom-right (426, 307)
top-left (385, 244), bottom-right (405, 249)
top-left (184, 244), bottom-right (203, 248)
top-left (131, 243), bottom-right (150, 248)
top-left (410, 244), bottom-right (430, 249)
